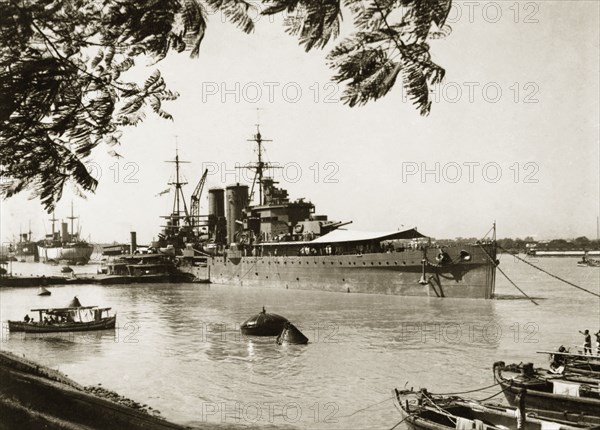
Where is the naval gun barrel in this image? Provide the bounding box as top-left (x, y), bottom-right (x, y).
top-left (327, 221), bottom-right (353, 230)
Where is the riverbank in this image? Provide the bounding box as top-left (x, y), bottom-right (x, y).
top-left (0, 350), bottom-right (186, 429)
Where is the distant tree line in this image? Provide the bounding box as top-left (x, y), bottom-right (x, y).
top-left (431, 236), bottom-right (599, 252)
top-left (495, 237), bottom-right (597, 252)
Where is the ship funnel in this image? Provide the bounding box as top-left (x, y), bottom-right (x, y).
top-left (208, 188), bottom-right (226, 244)
top-left (226, 184), bottom-right (249, 244)
top-left (61, 222), bottom-right (69, 242)
top-left (130, 231), bottom-right (137, 254)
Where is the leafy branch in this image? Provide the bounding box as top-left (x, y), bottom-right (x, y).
top-left (1, 0), bottom-right (454, 211)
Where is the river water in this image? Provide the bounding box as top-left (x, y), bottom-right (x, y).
top-left (1, 256), bottom-right (598, 429)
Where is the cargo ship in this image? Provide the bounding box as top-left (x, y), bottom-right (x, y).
top-left (14, 223), bottom-right (39, 262)
top-left (37, 204), bottom-right (94, 264)
top-left (158, 127), bottom-right (498, 299)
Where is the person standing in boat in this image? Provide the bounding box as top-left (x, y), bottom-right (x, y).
top-left (579, 329), bottom-right (592, 355)
top-left (596, 330), bottom-right (600, 355)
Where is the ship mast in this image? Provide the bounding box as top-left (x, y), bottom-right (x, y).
top-left (243, 115), bottom-right (281, 205)
top-left (164, 139), bottom-right (190, 230)
top-left (50, 211), bottom-right (58, 237)
top-left (248, 125), bottom-right (272, 205)
top-left (67, 201), bottom-right (78, 241)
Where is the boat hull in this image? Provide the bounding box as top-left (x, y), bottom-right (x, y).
top-left (499, 382), bottom-right (600, 417)
top-left (37, 244), bottom-right (94, 263)
top-left (493, 362), bottom-right (600, 417)
top-left (8, 316), bottom-right (116, 333)
top-left (395, 389), bottom-right (600, 430)
top-left (181, 244), bottom-right (497, 298)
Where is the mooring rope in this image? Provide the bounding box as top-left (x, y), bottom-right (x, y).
top-left (498, 245), bottom-right (600, 298)
top-left (477, 244), bottom-right (539, 305)
top-left (388, 414), bottom-right (414, 430)
top-left (432, 381), bottom-right (502, 396)
top-left (336, 395), bottom-right (395, 419)
top-left (476, 386), bottom-right (509, 402)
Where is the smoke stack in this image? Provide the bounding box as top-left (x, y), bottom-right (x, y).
top-left (130, 231), bottom-right (137, 254)
top-left (226, 184), bottom-right (248, 245)
top-left (61, 222), bottom-right (69, 242)
top-left (208, 188), bottom-right (226, 244)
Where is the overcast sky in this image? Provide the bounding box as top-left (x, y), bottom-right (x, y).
top-left (1, 1), bottom-right (599, 245)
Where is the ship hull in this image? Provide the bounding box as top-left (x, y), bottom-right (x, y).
top-left (8, 316), bottom-right (116, 333)
top-left (15, 242), bottom-right (39, 262)
top-left (181, 244), bottom-right (496, 299)
top-left (37, 245), bottom-right (94, 263)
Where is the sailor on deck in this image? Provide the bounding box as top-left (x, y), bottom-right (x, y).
top-left (579, 329), bottom-right (592, 355)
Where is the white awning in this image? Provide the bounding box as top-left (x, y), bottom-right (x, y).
top-left (309, 228), bottom-right (426, 244)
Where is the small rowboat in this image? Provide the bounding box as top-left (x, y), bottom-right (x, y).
top-left (37, 287), bottom-right (51, 296)
top-left (393, 388), bottom-right (600, 430)
top-left (493, 362), bottom-right (600, 417)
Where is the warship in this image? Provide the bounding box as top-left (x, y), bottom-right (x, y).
top-left (157, 127), bottom-right (498, 299)
top-left (37, 204), bottom-right (94, 264)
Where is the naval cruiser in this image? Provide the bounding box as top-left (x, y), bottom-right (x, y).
top-left (156, 127), bottom-right (498, 299)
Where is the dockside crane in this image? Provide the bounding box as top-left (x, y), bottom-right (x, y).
top-left (189, 169), bottom-right (208, 228)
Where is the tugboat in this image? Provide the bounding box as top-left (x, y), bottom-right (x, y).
top-left (96, 252), bottom-right (195, 284)
top-left (37, 203), bottom-right (94, 264)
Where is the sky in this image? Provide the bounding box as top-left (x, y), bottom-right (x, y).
top-left (1, 0), bottom-right (599, 245)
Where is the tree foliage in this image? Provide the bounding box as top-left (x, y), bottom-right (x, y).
top-left (261, 0), bottom-right (451, 111)
top-left (1, 0), bottom-right (451, 210)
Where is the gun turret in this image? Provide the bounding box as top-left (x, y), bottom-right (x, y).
top-left (323, 220), bottom-right (353, 233)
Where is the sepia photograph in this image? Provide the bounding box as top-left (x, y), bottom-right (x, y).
top-left (1, 0), bottom-right (599, 429)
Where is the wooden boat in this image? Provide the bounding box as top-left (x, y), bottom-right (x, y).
top-left (577, 255), bottom-right (600, 267)
top-left (8, 306), bottom-right (116, 333)
top-left (537, 350), bottom-right (600, 373)
top-left (493, 362), bottom-right (600, 417)
top-left (393, 388), bottom-right (600, 430)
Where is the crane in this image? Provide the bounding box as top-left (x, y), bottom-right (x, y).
top-left (189, 169), bottom-right (208, 228)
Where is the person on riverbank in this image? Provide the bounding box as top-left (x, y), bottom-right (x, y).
top-left (579, 329), bottom-right (592, 355)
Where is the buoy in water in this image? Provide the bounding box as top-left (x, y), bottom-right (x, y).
top-left (37, 287), bottom-right (51, 296)
top-left (240, 306), bottom-right (288, 336)
top-left (277, 322), bottom-right (309, 345)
